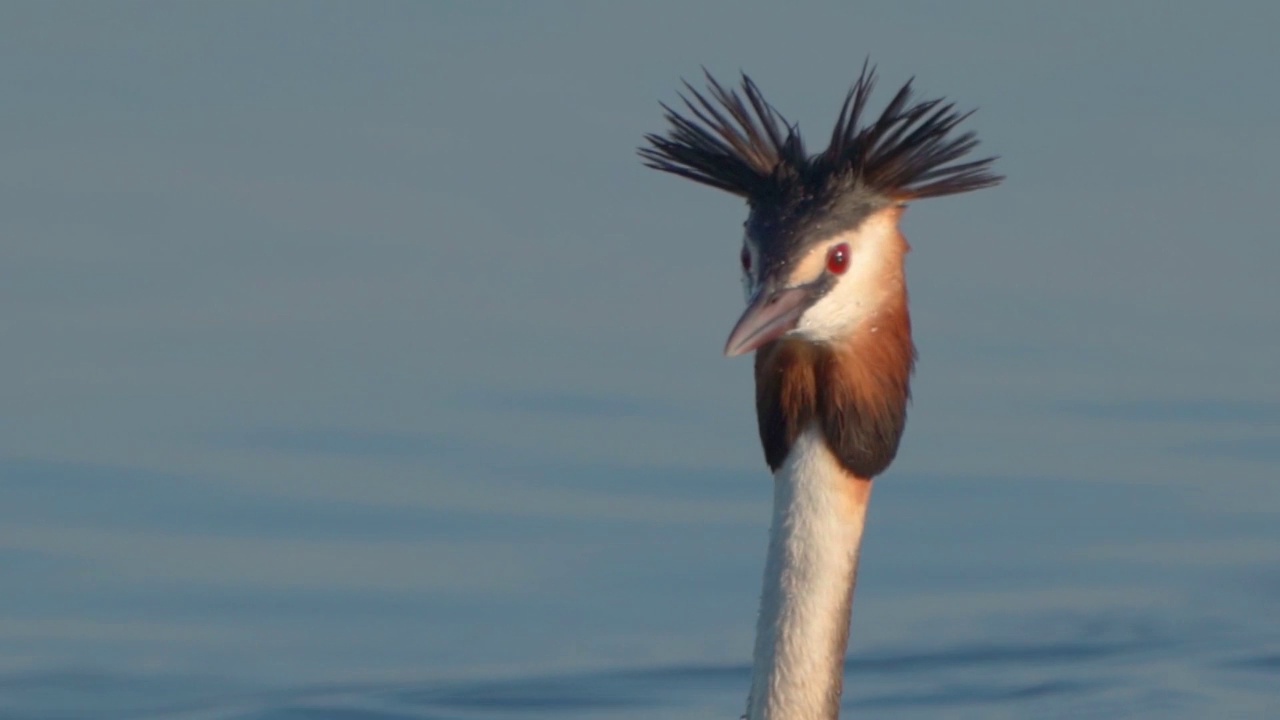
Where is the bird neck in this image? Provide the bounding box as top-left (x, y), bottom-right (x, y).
top-left (747, 426), bottom-right (873, 720)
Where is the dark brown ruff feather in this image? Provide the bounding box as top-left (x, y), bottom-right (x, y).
top-left (754, 297), bottom-right (915, 478)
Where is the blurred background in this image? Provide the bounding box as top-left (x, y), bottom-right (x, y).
top-left (1, 2), bottom-right (1276, 718)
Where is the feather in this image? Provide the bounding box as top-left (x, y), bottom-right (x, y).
top-left (639, 63), bottom-right (1003, 206)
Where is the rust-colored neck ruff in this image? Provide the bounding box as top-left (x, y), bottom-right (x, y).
top-left (753, 298), bottom-right (915, 478)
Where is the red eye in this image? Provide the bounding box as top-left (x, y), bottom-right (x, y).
top-left (826, 243), bottom-right (850, 275)
top-left (740, 246), bottom-right (752, 272)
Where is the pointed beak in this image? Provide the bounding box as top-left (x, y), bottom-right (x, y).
top-left (723, 285), bottom-right (813, 357)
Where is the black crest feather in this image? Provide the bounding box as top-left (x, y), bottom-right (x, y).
top-left (639, 62), bottom-right (1002, 206)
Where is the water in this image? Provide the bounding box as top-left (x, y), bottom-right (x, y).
top-left (2, 3), bottom-right (1278, 718)
top-left (4, 460), bottom-right (1277, 718)
top-left (3, 616), bottom-right (1278, 719)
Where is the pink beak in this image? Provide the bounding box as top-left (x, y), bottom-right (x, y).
top-left (723, 286), bottom-right (812, 357)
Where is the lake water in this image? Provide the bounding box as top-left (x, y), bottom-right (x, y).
top-left (5, 450), bottom-right (1278, 719)
top-left (2, 4), bottom-right (1278, 719)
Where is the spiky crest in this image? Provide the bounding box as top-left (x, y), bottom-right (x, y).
top-left (639, 62), bottom-right (1002, 207)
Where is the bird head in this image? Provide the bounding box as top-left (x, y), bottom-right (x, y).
top-left (640, 64), bottom-right (1002, 357)
top-left (727, 194), bottom-right (907, 356)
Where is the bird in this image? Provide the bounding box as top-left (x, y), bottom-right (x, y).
top-left (638, 64), bottom-right (1001, 719)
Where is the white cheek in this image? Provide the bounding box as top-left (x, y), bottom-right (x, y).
top-left (793, 287), bottom-right (862, 341)
top-left (791, 252), bottom-right (885, 342)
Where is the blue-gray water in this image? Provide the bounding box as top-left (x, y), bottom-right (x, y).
top-left (2, 3), bottom-right (1277, 718)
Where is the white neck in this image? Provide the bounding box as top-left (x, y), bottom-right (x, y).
top-left (746, 427), bottom-right (873, 720)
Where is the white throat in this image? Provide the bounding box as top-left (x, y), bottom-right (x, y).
top-left (746, 427), bottom-right (872, 720)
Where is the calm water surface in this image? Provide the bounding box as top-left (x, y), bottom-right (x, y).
top-left (4, 448), bottom-right (1278, 718)
top-left (2, 4), bottom-right (1278, 719)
